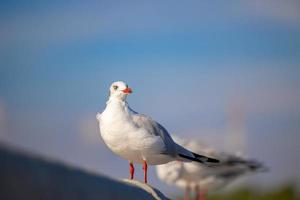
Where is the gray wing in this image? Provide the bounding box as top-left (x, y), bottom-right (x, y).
top-left (128, 107), bottom-right (216, 163)
top-left (131, 113), bottom-right (177, 156)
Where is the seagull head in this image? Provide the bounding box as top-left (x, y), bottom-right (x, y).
top-left (109, 81), bottom-right (132, 101)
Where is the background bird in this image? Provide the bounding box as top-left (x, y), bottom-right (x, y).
top-left (156, 135), bottom-right (267, 200)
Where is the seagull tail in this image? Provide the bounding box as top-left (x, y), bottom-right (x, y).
top-left (244, 160), bottom-right (269, 172)
top-left (225, 158), bottom-right (269, 172)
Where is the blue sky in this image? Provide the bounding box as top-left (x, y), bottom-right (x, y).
top-left (0, 0), bottom-right (300, 196)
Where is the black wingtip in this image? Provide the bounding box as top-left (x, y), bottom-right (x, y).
top-left (192, 152), bottom-right (220, 163)
top-left (179, 153), bottom-right (220, 164)
top-left (179, 153), bottom-right (204, 163)
top-left (206, 157), bottom-right (220, 163)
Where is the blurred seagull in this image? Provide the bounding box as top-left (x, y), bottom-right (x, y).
top-left (96, 81), bottom-right (219, 183)
top-left (156, 136), bottom-right (267, 200)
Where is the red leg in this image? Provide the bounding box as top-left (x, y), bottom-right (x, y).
top-left (142, 160), bottom-right (148, 183)
top-left (196, 189), bottom-right (206, 200)
top-left (195, 185), bottom-right (200, 200)
top-left (129, 162), bottom-right (134, 179)
top-left (185, 184), bottom-right (190, 200)
top-left (200, 192), bottom-right (206, 200)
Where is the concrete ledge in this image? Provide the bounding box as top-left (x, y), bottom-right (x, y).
top-left (123, 179), bottom-right (170, 200)
top-left (0, 145), bottom-right (170, 200)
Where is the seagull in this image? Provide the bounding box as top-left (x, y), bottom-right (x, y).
top-left (96, 81), bottom-right (219, 183)
top-left (156, 135), bottom-right (267, 200)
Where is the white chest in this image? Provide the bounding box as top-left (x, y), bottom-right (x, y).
top-left (98, 101), bottom-right (136, 152)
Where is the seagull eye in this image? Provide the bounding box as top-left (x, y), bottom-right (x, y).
top-left (113, 85), bottom-right (118, 90)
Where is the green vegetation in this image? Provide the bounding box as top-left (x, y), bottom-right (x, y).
top-left (175, 184), bottom-right (299, 200)
top-left (207, 184), bottom-right (299, 200)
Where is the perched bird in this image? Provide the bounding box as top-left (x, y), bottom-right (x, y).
top-left (156, 136), bottom-right (267, 200)
top-left (96, 81), bottom-right (219, 183)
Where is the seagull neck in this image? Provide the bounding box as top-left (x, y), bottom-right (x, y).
top-left (105, 98), bottom-right (130, 117)
top-left (106, 97), bottom-right (128, 107)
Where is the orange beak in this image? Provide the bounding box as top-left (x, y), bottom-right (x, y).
top-left (122, 87), bottom-right (132, 94)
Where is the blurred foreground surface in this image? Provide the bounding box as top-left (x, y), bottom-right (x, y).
top-left (1, 144), bottom-right (298, 200)
top-left (0, 145), bottom-right (169, 200)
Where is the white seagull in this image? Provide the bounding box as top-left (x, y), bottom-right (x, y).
top-left (156, 136), bottom-right (267, 200)
top-left (96, 81), bottom-right (219, 183)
